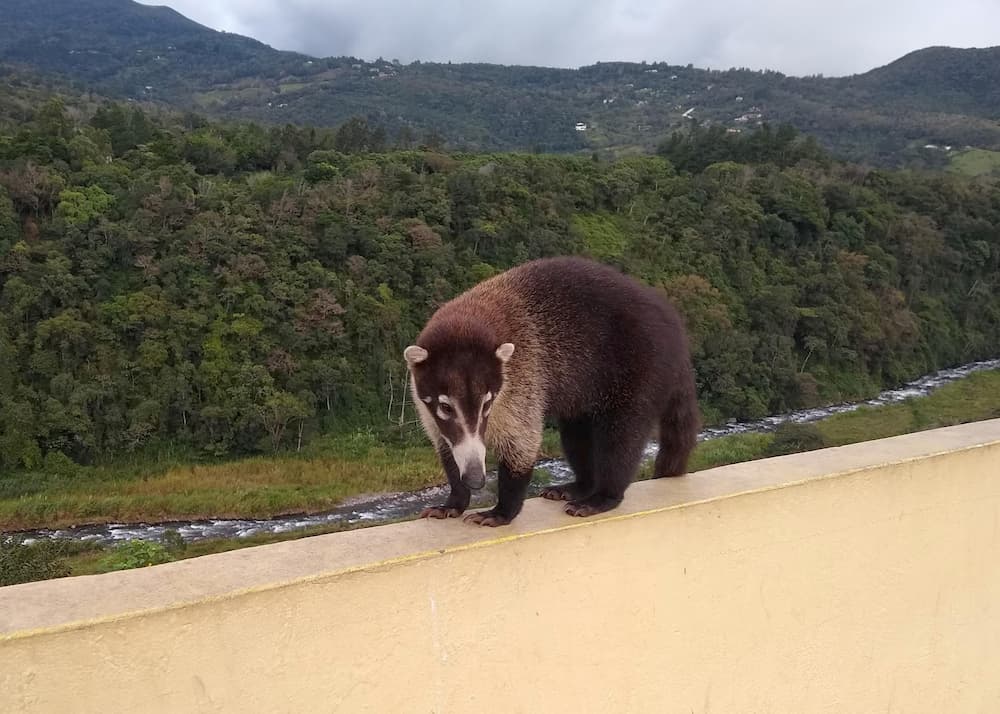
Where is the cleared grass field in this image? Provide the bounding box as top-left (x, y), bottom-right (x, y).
top-left (948, 148), bottom-right (1000, 176)
top-left (0, 433), bottom-right (442, 531)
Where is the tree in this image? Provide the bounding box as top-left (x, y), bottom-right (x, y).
top-left (259, 391), bottom-right (312, 452)
top-left (56, 185), bottom-right (114, 228)
top-left (0, 186), bottom-right (18, 253)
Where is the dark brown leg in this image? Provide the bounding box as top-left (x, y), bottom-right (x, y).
top-left (464, 459), bottom-right (532, 527)
top-left (420, 441), bottom-right (471, 519)
top-left (566, 411), bottom-right (647, 518)
top-left (541, 416), bottom-right (595, 503)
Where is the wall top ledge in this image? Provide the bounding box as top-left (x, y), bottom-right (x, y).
top-left (3, 418), bottom-right (999, 639)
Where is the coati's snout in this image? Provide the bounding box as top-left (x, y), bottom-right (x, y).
top-left (404, 342), bottom-right (515, 492)
top-left (455, 441), bottom-right (487, 490)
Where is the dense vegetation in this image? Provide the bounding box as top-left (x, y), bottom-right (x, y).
top-left (1, 0), bottom-right (1000, 163)
top-left (1, 95), bottom-right (999, 478)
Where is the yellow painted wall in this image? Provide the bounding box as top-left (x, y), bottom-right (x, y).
top-left (2, 420), bottom-right (999, 713)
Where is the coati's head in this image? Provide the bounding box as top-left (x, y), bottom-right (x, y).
top-left (403, 340), bottom-right (515, 490)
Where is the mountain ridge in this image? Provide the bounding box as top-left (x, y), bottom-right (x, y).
top-left (1, 0), bottom-right (998, 164)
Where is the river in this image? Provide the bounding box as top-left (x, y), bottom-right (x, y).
top-left (10, 358), bottom-right (999, 547)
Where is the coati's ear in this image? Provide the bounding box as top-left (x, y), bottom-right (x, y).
top-left (495, 343), bottom-right (515, 363)
top-left (404, 345), bottom-right (428, 366)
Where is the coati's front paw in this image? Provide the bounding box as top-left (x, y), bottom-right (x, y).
top-left (420, 505), bottom-right (463, 519)
top-left (463, 510), bottom-right (511, 527)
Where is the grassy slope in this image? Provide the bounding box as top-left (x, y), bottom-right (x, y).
top-left (688, 368), bottom-right (1000, 471)
top-left (949, 148), bottom-right (1000, 176)
top-left (0, 429), bottom-right (566, 531)
top-left (0, 435), bottom-right (442, 530)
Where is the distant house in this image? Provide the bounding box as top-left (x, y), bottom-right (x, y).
top-left (575, 122), bottom-right (588, 131)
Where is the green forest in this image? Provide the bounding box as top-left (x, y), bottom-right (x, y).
top-left (1, 97), bottom-right (999, 475)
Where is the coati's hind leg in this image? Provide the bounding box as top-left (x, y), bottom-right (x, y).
top-left (565, 411), bottom-right (648, 518)
top-left (541, 416), bottom-right (594, 502)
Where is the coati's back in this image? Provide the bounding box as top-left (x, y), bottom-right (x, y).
top-left (451, 256), bottom-right (693, 419)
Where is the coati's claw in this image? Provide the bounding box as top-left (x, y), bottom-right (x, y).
top-left (463, 510), bottom-right (511, 527)
top-left (565, 496), bottom-right (621, 517)
top-left (420, 506), bottom-right (462, 519)
top-left (540, 485), bottom-right (575, 501)
top-left (565, 502), bottom-right (599, 517)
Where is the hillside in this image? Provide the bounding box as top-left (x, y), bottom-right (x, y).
top-left (1, 0), bottom-right (999, 163)
top-left (1, 99), bottom-right (999, 468)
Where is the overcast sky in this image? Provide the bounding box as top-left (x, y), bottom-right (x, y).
top-left (150, 0), bottom-right (999, 76)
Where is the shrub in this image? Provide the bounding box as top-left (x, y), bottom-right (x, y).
top-left (0, 537), bottom-right (71, 586)
top-left (43, 450), bottom-right (80, 477)
top-left (160, 529), bottom-right (187, 554)
top-left (98, 540), bottom-right (175, 572)
top-left (765, 422), bottom-right (827, 457)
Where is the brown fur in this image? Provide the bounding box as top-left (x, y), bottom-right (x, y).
top-left (406, 256), bottom-right (700, 526)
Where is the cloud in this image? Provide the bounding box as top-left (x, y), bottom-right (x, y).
top-left (153, 0), bottom-right (1000, 76)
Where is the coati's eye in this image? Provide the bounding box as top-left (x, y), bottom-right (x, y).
top-left (482, 392), bottom-right (494, 416)
top-left (436, 400), bottom-right (454, 420)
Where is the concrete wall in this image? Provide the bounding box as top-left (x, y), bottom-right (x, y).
top-left (2, 419), bottom-right (999, 714)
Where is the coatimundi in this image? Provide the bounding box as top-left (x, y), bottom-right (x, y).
top-left (404, 256), bottom-right (700, 527)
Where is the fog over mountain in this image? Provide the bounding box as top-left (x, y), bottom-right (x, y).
top-left (150, 0), bottom-right (999, 75)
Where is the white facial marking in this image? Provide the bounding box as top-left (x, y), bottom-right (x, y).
top-left (422, 396), bottom-right (432, 404)
top-left (438, 396), bottom-right (492, 479)
top-left (436, 394), bottom-right (454, 421)
top-left (482, 391), bottom-right (494, 416)
top-left (450, 433), bottom-right (487, 475)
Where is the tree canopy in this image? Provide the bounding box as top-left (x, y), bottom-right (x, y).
top-left (1, 101), bottom-right (998, 470)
